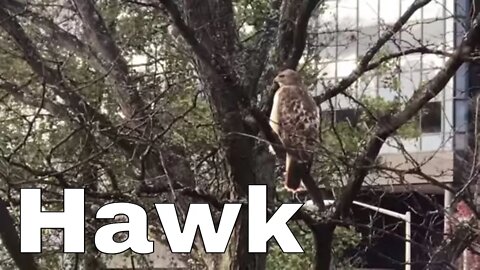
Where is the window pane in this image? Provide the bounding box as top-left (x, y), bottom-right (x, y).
top-left (358, 0), bottom-right (379, 54)
top-left (421, 134), bottom-right (443, 151)
top-left (422, 20), bottom-right (445, 46)
top-left (335, 108), bottom-right (363, 126)
top-left (318, 39), bottom-right (338, 62)
top-left (336, 90), bottom-right (356, 108)
top-left (359, 0), bottom-right (378, 28)
top-left (358, 24), bottom-right (379, 55)
top-left (422, 1), bottom-right (445, 20)
top-left (337, 29), bottom-right (358, 60)
top-left (401, 23), bottom-right (423, 48)
top-left (400, 54), bottom-right (421, 71)
top-left (378, 73), bottom-right (400, 101)
top-left (317, 1), bottom-right (338, 61)
top-left (379, 0), bottom-right (400, 24)
top-left (321, 0), bottom-right (338, 24)
top-left (420, 102), bottom-right (442, 133)
top-left (400, 70), bottom-right (420, 97)
top-left (319, 62), bottom-right (337, 77)
top-left (337, 60), bottom-right (356, 77)
top-left (338, 0), bottom-right (357, 27)
top-left (321, 110), bottom-right (335, 125)
top-left (358, 72), bottom-right (378, 97)
top-left (445, 17), bottom-right (455, 49)
top-left (422, 54), bottom-right (444, 69)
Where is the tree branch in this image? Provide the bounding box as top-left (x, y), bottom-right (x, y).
top-left (156, 0), bottom-right (242, 94)
top-left (285, 0), bottom-right (323, 69)
top-left (0, 79), bottom-right (73, 121)
top-left (0, 1), bottom-right (105, 73)
top-left (72, 0), bottom-right (147, 119)
top-left (243, 0), bottom-right (282, 96)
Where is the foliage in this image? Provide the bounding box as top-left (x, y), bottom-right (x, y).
top-left (267, 224), bottom-right (363, 269)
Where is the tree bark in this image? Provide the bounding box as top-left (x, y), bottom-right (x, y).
top-left (311, 224), bottom-right (335, 270)
top-left (0, 197), bottom-right (38, 270)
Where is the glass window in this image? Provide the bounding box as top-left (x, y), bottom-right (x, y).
top-left (321, 0), bottom-right (338, 24)
top-left (421, 134), bottom-right (444, 151)
top-left (358, 24), bottom-right (379, 55)
top-left (321, 110), bottom-right (334, 125)
top-left (443, 99), bottom-right (454, 133)
top-left (378, 73), bottom-right (400, 101)
top-left (336, 91), bottom-right (357, 108)
top-left (336, 108), bottom-right (362, 126)
top-left (358, 72), bottom-right (378, 97)
top-left (422, 1), bottom-right (445, 20)
top-left (400, 70), bottom-right (421, 97)
top-left (320, 62), bottom-right (337, 78)
top-left (422, 54), bottom-right (444, 69)
top-left (420, 101), bottom-right (442, 133)
top-left (401, 23), bottom-right (423, 47)
top-left (358, 0), bottom-right (379, 28)
top-left (400, 54), bottom-right (421, 71)
top-left (423, 19), bottom-right (445, 42)
top-left (445, 17), bottom-right (455, 48)
top-left (422, 69), bottom-right (441, 93)
top-left (378, 87), bottom-right (395, 101)
top-left (383, 38), bottom-right (402, 54)
top-left (379, 0), bottom-right (400, 24)
top-left (337, 30), bottom-right (358, 60)
top-left (337, 60), bottom-right (356, 77)
top-left (338, 0), bottom-right (357, 27)
top-left (318, 40), bottom-right (338, 62)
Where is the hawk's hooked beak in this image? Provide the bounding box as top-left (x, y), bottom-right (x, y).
top-left (273, 75), bottom-right (280, 84)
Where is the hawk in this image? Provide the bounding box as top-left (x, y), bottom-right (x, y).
top-left (269, 69), bottom-right (320, 192)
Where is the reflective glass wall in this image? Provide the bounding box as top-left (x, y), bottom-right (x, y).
top-left (315, 0), bottom-right (456, 153)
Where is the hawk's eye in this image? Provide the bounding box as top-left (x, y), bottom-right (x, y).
top-left (279, 74), bottom-right (285, 78)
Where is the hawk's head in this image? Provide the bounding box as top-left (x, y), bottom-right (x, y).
top-left (274, 69), bottom-right (301, 87)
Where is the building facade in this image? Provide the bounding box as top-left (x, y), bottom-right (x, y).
top-left (314, 0), bottom-right (477, 269)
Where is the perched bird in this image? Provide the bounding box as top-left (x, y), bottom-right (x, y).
top-left (269, 69), bottom-right (320, 192)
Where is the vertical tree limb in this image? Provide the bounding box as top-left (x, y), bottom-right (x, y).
top-left (0, 197), bottom-right (38, 270)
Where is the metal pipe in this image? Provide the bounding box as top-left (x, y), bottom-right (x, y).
top-left (405, 211), bottom-right (411, 270)
top-left (444, 185), bottom-right (453, 235)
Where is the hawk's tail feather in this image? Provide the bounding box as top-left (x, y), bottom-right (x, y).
top-left (285, 158), bottom-right (311, 192)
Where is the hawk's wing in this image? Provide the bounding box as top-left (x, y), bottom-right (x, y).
top-left (277, 85), bottom-right (320, 162)
top-left (271, 84), bottom-right (319, 191)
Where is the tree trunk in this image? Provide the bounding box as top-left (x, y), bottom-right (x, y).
top-left (311, 224), bottom-right (335, 270)
top-left (182, 1), bottom-right (275, 268)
